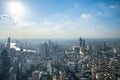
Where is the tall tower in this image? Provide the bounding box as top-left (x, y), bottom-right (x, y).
top-left (49, 40), bottom-right (52, 54)
top-left (0, 49), bottom-right (10, 80)
top-left (52, 45), bottom-right (58, 66)
top-left (6, 37), bottom-right (11, 52)
top-left (103, 42), bottom-right (106, 51)
top-left (82, 39), bottom-right (86, 51)
top-left (79, 37), bottom-right (82, 47)
top-left (49, 40), bottom-right (52, 49)
top-left (44, 42), bottom-right (49, 57)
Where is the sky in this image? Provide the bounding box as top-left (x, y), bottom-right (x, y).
top-left (0, 0), bottom-right (120, 39)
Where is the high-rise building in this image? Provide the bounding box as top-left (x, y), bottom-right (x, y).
top-left (82, 39), bottom-right (86, 51)
top-left (49, 40), bottom-right (52, 54)
top-left (39, 42), bottom-right (49, 59)
top-left (39, 44), bottom-right (45, 59)
top-left (0, 49), bottom-right (10, 80)
top-left (13, 58), bottom-right (19, 80)
top-left (103, 42), bottom-right (106, 51)
top-left (79, 38), bottom-right (82, 47)
top-left (79, 38), bottom-right (86, 52)
top-left (49, 40), bottom-right (52, 49)
top-left (44, 42), bottom-right (49, 57)
top-left (6, 37), bottom-right (11, 52)
top-left (52, 45), bottom-right (58, 66)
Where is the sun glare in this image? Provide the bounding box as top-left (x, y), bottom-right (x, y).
top-left (7, 1), bottom-right (25, 16)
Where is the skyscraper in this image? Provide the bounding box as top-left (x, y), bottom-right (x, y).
top-left (52, 45), bottom-right (58, 66)
top-left (0, 49), bottom-right (10, 80)
top-left (49, 40), bottom-right (52, 55)
top-left (44, 42), bottom-right (49, 57)
top-left (82, 39), bottom-right (86, 51)
top-left (6, 37), bottom-right (11, 51)
top-left (49, 40), bottom-right (52, 49)
top-left (79, 37), bottom-right (82, 47)
top-left (103, 42), bottom-right (106, 51)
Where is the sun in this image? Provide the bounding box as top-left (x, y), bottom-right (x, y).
top-left (7, 1), bottom-right (25, 16)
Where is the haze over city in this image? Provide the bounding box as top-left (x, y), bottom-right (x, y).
top-left (0, 0), bottom-right (120, 39)
top-left (0, 0), bottom-right (120, 80)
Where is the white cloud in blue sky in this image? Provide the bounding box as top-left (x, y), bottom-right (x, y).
top-left (0, 0), bottom-right (120, 38)
top-left (81, 13), bottom-right (93, 20)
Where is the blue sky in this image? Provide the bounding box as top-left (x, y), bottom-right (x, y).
top-left (0, 0), bottom-right (120, 39)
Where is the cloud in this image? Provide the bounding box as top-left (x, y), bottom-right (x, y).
top-left (0, 14), bottom-right (12, 21)
top-left (0, 14), bottom-right (36, 28)
top-left (110, 5), bottom-right (116, 9)
top-left (95, 12), bottom-right (109, 17)
top-left (80, 13), bottom-right (92, 19)
top-left (0, 13), bottom-right (119, 38)
top-left (43, 20), bottom-right (54, 25)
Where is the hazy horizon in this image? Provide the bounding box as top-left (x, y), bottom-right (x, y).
top-left (0, 0), bottom-right (120, 39)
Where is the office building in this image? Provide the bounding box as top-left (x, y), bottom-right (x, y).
top-left (0, 49), bottom-right (10, 80)
top-left (79, 37), bottom-right (82, 47)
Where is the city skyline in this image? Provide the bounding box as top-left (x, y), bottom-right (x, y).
top-left (0, 0), bottom-right (120, 39)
